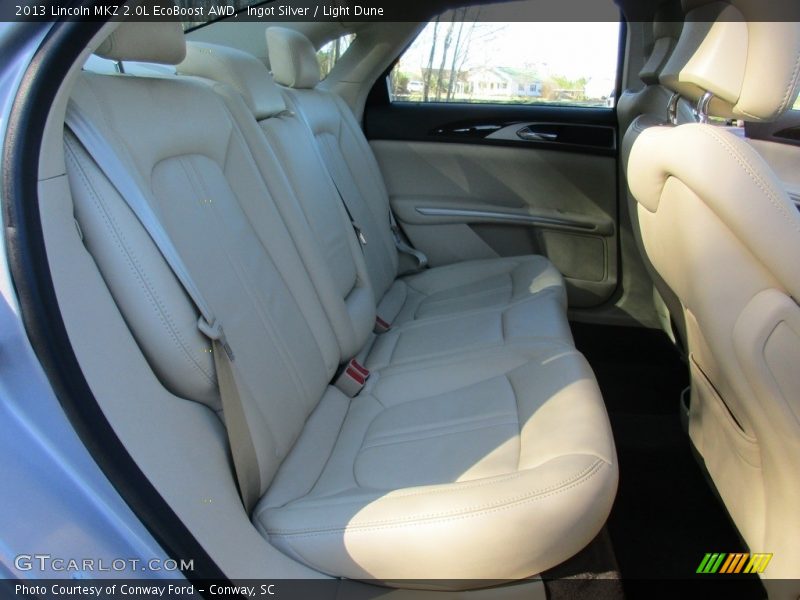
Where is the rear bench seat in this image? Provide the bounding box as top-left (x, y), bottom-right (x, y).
top-left (178, 42), bottom-right (573, 371)
top-left (64, 18), bottom-right (617, 585)
top-left (264, 27), bottom-right (566, 331)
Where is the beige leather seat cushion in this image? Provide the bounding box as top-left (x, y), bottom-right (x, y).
top-left (383, 255), bottom-right (564, 323)
top-left (257, 344), bottom-right (616, 582)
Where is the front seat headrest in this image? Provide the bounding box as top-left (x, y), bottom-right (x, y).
top-left (660, 0), bottom-right (800, 121)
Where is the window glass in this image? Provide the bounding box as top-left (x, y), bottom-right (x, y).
top-left (317, 34), bottom-right (357, 79)
top-left (389, 10), bottom-right (620, 108)
top-left (793, 95), bottom-right (800, 110)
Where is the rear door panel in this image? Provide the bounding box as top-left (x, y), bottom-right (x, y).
top-left (366, 101), bottom-right (619, 308)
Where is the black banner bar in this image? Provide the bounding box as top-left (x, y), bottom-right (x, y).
top-left (2, 0), bottom-right (800, 24)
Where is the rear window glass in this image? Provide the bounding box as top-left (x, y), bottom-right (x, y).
top-left (389, 3), bottom-right (620, 108)
top-left (318, 34), bottom-right (356, 79)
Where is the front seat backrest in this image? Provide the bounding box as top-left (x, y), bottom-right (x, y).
top-left (617, 1), bottom-right (684, 135)
top-left (619, 2), bottom-right (692, 344)
top-left (627, 0), bottom-right (800, 585)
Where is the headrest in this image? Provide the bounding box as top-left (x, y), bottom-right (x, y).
top-left (266, 27), bottom-right (321, 89)
top-left (178, 43), bottom-right (287, 120)
top-left (639, 8), bottom-right (683, 85)
top-left (660, 0), bottom-right (800, 121)
top-left (95, 2), bottom-right (186, 65)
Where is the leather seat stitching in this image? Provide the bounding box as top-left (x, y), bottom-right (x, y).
top-left (265, 459), bottom-right (606, 535)
top-left (700, 127), bottom-right (799, 232)
top-left (65, 139), bottom-right (216, 386)
top-left (358, 414), bottom-right (518, 452)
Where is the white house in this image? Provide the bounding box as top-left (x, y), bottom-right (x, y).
top-left (461, 67), bottom-right (542, 100)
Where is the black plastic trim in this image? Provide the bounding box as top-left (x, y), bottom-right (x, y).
top-left (363, 16), bottom-right (625, 158)
top-left (746, 111), bottom-right (800, 148)
top-left (2, 11), bottom-right (228, 589)
top-left (364, 102), bottom-right (617, 156)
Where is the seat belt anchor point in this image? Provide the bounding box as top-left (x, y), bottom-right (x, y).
top-left (354, 224), bottom-right (367, 246)
top-left (198, 317), bottom-right (235, 361)
top-left (374, 316), bottom-right (392, 334)
top-left (335, 358), bottom-right (370, 397)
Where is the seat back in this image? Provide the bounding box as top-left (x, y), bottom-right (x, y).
top-left (178, 41), bottom-right (377, 360)
top-left (266, 27), bottom-right (400, 302)
top-left (617, 2), bottom-right (684, 134)
top-left (627, 0), bottom-right (800, 580)
top-left (619, 2), bottom-right (692, 342)
top-left (67, 21), bottom-right (342, 496)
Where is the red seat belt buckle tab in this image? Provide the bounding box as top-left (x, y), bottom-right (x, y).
top-left (335, 359), bottom-right (370, 397)
top-left (374, 316), bottom-right (392, 334)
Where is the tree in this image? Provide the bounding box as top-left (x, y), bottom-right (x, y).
top-left (422, 17), bottom-right (440, 102)
top-left (445, 20), bottom-right (466, 101)
top-left (546, 74), bottom-right (588, 101)
top-left (391, 70), bottom-right (410, 97)
top-left (317, 34), bottom-right (355, 79)
top-left (445, 8), bottom-right (480, 101)
top-left (433, 20), bottom-right (455, 101)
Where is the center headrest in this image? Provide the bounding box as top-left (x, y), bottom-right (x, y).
top-left (266, 27), bottom-right (321, 89)
top-left (660, 0), bottom-right (800, 121)
top-left (178, 42), bottom-right (287, 120)
top-left (95, 2), bottom-right (186, 65)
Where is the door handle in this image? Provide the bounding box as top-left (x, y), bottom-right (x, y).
top-left (517, 126), bottom-right (558, 142)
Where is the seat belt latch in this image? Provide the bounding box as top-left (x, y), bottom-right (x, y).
top-left (374, 316), bottom-right (392, 334)
top-left (335, 359), bottom-right (370, 397)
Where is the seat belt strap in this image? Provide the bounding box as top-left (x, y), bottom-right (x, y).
top-left (65, 102), bottom-right (261, 514)
top-left (66, 103), bottom-right (215, 326)
top-left (316, 147), bottom-right (427, 270)
top-left (286, 99), bottom-right (426, 269)
top-left (209, 337), bottom-right (262, 513)
top-left (282, 107), bottom-right (367, 247)
top-left (389, 209), bottom-right (428, 270)
top-left (327, 171), bottom-right (368, 247)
